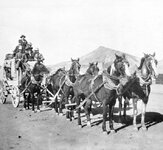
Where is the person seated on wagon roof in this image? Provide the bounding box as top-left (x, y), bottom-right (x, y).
top-left (19, 35), bottom-right (28, 53)
top-left (25, 42), bottom-right (33, 61)
top-left (33, 48), bottom-right (45, 62)
top-left (13, 40), bottom-right (23, 57)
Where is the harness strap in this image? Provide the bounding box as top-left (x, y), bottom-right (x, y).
top-left (90, 75), bottom-right (101, 104)
top-left (76, 82), bottom-right (105, 109)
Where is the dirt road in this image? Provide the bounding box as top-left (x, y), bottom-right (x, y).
top-left (0, 84), bottom-right (163, 150)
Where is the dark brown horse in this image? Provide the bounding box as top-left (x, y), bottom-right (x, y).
top-left (46, 58), bottom-right (81, 115)
top-left (64, 62), bottom-right (99, 120)
top-left (45, 67), bottom-right (66, 113)
top-left (20, 60), bottom-right (49, 112)
top-left (73, 54), bottom-right (131, 134)
top-left (119, 52), bottom-right (158, 131)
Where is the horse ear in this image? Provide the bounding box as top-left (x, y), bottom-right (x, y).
top-left (77, 58), bottom-right (80, 61)
top-left (115, 54), bottom-right (118, 58)
top-left (96, 62), bottom-right (98, 66)
top-left (152, 52), bottom-right (156, 57)
top-left (71, 58), bottom-right (73, 62)
top-left (143, 53), bottom-right (148, 57)
top-left (122, 53), bottom-right (126, 58)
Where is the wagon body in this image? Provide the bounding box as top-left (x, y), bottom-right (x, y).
top-left (0, 54), bottom-right (37, 107)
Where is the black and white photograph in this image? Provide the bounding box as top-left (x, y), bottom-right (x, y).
top-left (0, 0), bottom-right (163, 150)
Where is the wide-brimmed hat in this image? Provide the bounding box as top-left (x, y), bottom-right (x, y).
top-left (20, 35), bottom-right (26, 38)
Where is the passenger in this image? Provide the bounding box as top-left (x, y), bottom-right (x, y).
top-left (13, 40), bottom-right (23, 57)
top-left (19, 35), bottom-right (28, 53)
top-left (33, 48), bottom-right (45, 62)
top-left (25, 42), bottom-right (33, 60)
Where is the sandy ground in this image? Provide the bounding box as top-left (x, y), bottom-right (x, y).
top-left (0, 84), bottom-right (163, 150)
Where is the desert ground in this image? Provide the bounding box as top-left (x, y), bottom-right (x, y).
top-left (0, 84), bottom-right (163, 150)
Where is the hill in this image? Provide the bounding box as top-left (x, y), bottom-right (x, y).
top-left (49, 46), bottom-right (140, 74)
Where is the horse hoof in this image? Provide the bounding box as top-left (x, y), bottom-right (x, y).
top-left (59, 113), bottom-right (63, 116)
top-left (87, 121), bottom-right (92, 127)
top-left (103, 131), bottom-right (108, 135)
top-left (37, 109), bottom-right (41, 112)
top-left (110, 130), bottom-right (115, 134)
top-left (78, 125), bottom-right (82, 128)
top-left (133, 126), bottom-right (138, 131)
top-left (141, 126), bottom-right (147, 131)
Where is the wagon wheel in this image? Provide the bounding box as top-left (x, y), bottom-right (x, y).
top-left (10, 85), bottom-right (20, 107)
top-left (0, 80), bottom-right (7, 104)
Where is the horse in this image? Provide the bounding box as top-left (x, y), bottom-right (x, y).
top-left (73, 54), bottom-right (131, 134)
top-left (46, 58), bottom-right (81, 115)
top-left (45, 67), bottom-right (66, 113)
top-left (119, 52), bottom-right (158, 131)
top-left (59, 58), bottom-right (81, 117)
top-left (64, 62), bottom-right (99, 120)
top-left (20, 60), bottom-right (49, 112)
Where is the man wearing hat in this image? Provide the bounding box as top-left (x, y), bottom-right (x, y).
top-left (19, 35), bottom-right (28, 53)
top-left (13, 40), bottom-right (23, 57)
top-left (33, 48), bottom-right (44, 62)
top-left (25, 42), bottom-right (33, 60)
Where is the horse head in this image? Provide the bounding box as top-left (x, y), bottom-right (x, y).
top-left (86, 62), bottom-right (99, 76)
top-left (109, 54), bottom-right (131, 77)
top-left (69, 58), bottom-right (81, 78)
top-left (32, 61), bottom-right (49, 82)
top-left (140, 52), bottom-right (158, 79)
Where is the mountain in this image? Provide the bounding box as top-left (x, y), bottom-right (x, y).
top-left (49, 46), bottom-right (140, 74)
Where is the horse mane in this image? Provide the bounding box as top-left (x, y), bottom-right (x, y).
top-left (69, 61), bottom-right (76, 75)
top-left (107, 65), bottom-right (111, 74)
top-left (138, 56), bottom-right (147, 70)
top-left (52, 68), bottom-right (65, 76)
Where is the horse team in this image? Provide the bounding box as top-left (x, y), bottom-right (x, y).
top-left (21, 52), bottom-right (158, 134)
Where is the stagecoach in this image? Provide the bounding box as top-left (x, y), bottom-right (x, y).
top-left (0, 53), bottom-right (38, 108)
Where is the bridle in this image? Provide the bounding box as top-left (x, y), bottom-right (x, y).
top-left (113, 58), bottom-right (130, 77)
top-left (142, 55), bottom-right (158, 80)
top-left (69, 60), bottom-right (81, 78)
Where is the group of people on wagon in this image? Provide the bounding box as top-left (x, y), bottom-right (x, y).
top-left (4, 35), bottom-right (45, 80)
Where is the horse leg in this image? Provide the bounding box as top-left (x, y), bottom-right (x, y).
top-left (118, 96), bottom-right (123, 123)
top-left (109, 105), bottom-right (115, 133)
top-left (58, 94), bottom-right (63, 116)
top-left (54, 97), bottom-right (59, 114)
top-left (77, 96), bottom-right (82, 128)
top-left (102, 102), bottom-right (108, 134)
top-left (23, 92), bottom-right (27, 110)
top-left (141, 100), bottom-right (147, 131)
top-left (132, 98), bottom-right (138, 131)
top-left (31, 94), bottom-right (35, 112)
top-left (84, 99), bottom-right (92, 127)
top-left (123, 97), bottom-right (129, 123)
top-left (27, 93), bottom-right (30, 110)
top-left (64, 89), bottom-right (70, 119)
top-left (36, 93), bottom-right (40, 112)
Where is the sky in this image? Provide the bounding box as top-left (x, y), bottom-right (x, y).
top-left (1, 0), bottom-right (163, 66)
